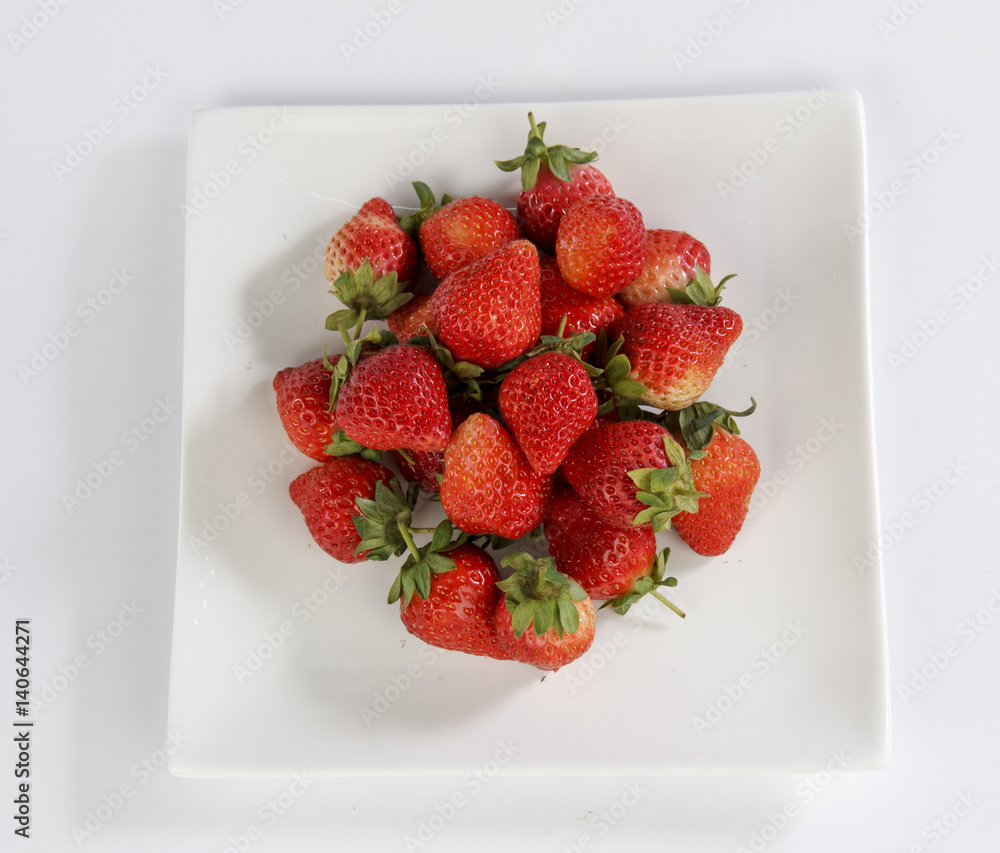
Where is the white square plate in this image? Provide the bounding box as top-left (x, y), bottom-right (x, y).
top-left (168, 94), bottom-right (889, 777)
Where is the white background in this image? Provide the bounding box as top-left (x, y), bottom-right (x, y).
top-left (1, 0), bottom-right (997, 850)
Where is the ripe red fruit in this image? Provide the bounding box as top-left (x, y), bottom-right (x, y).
top-left (418, 195), bottom-right (520, 280)
top-left (335, 344), bottom-right (451, 451)
top-left (397, 544), bottom-right (511, 660)
top-left (543, 485), bottom-right (656, 599)
top-left (617, 229), bottom-right (712, 308)
top-left (386, 293), bottom-right (433, 342)
top-left (614, 302), bottom-right (743, 410)
top-left (289, 457), bottom-right (397, 563)
top-left (673, 426), bottom-right (761, 556)
top-left (555, 194), bottom-right (646, 298)
top-left (324, 197), bottom-right (418, 287)
top-left (429, 239), bottom-right (541, 369)
top-left (498, 352), bottom-right (597, 475)
top-left (439, 413), bottom-right (551, 539)
top-left (538, 256), bottom-right (624, 355)
top-left (495, 112), bottom-right (615, 251)
top-left (494, 553), bottom-right (595, 671)
top-left (391, 396), bottom-right (482, 493)
top-left (273, 356), bottom-right (340, 462)
top-left (562, 420), bottom-right (701, 530)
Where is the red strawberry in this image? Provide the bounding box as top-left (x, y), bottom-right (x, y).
top-left (543, 485), bottom-right (656, 598)
top-left (391, 396), bottom-right (482, 493)
top-left (498, 351), bottom-right (597, 475)
top-left (413, 188), bottom-right (521, 280)
top-left (324, 197), bottom-right (418, 286)
top-left (561, 420), bottom-right (701, 530)
top-left (614, 301), bottom-right (742, 410)
top-left (495, 112), bottom-right (615, 251)
top-left (386, 292), bottom-right (434, 342)
top-left (273, 356), bottom-right (340, 462)
top-left (429, 239), bottom-right (541, 369)
top-left (335, 344), bottom-right (451, 451)
top-left (289, 457), bottom-right (397, 563)
top-left (494, 553), bottom-right (595, 671)
top-left (538, 256), bottom-right (624, 355)
top-left (617, 230), bottom-right (712, 308)
top-left (440, 413), bottom-right (551, 539)
top-left (393, 543), bottom-right (511, 660)
top-left (555, 195), bottom-right (646, 298)
top-left (671, 404), bottom-right (761, 556)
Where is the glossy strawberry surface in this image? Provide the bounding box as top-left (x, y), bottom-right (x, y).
top-left (273, 356), bottom-right (340, 462)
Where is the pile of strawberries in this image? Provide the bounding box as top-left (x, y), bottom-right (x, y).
top-left (272, 113), bottom-right (761, 672)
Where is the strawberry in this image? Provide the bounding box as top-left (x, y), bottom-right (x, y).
top-left (439, 413), bottom-right (551, 539)
top-left (617, 230), bottom-right (712, 308)
top-left (289, 457), bottom-right (398, 563)
top-left (335, 344), bottom-right (451, 452)
top-left (494, 553), bottom-right (596, 671)
top-left (391, 542), bottom-right (511, 661)
top-left (324, 197), bottom-right (418, 287)
top-left (402, 182), bottom-right (521, 280)
top-left (561, 420), bottom-right (701, 530)
top-left (391, 396), bottom-right (482, 493)
top-left (429, 239), bottom-right (541, 369)
top-left (670, 401), bottom-right (761, 556)
top-left (498, 351), bottom-right (597, 475)
top-left (538, 256), bottom-right (623, 356)
top-left (273, 356), bottom-right (340, 462)
top-left (495, 112), bottom-right (615, 251)
top-left (555, 194), bottom-right (646, 298)
top-left (543, 485), bottom-right (687, 617)
top-left (613, 299), bottom-right (742, 410)
top-left (386, 292), bottom-right (434, 342)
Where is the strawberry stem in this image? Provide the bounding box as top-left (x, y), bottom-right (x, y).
top-left (353, 305), bottom-right (368, 340)
top-left (650, 589), bottom-right (686, 618)
top-left (398, 524), bottom-right (422, 562)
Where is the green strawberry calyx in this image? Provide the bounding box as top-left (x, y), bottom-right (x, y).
top-left (494, 112), bottom-right (599, 191)
top-left (397, 181), bottom-right (456, 234)
top-left (326, 259), bottom-right (413, 341)
top-left (673, 397), bottom-right (757, 454)
top-left (666, 266), bottom-right (737, 307)
top-left (496, 553), bottom-right (588, 639)
top-left (592, 330), bottom-right (647, 409)
top-left (602, 548), bottom-right (685, 618)
top-left (352, 478), bottom-right (418, 562)
top-left (387, 519), bottom-right (468, 608)
top-left (628, 432), bottom-right (706, 532)
top-left (409, 330), bottom-right (486, 401)
top-left (324, 327), bottom-right (398, 410)
top-left (324, 429), bottom-right (381, 462)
